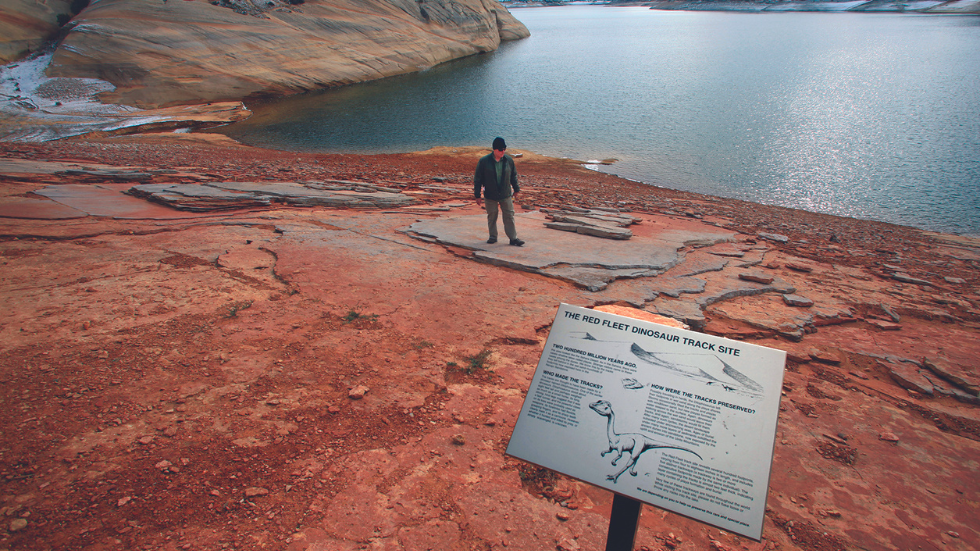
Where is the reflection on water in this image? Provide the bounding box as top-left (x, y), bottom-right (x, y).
top-left (219, 7), bottom-right (980, 235)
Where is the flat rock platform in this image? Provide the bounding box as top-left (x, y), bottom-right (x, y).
top-left (407, 212), bottom-right (736, 290)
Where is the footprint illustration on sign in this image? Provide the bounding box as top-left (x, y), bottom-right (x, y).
top-left (629, 343), bottom-right (765, 398)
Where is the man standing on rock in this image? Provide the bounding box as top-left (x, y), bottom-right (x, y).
top-left (474, 137), bottom-right (524, 246)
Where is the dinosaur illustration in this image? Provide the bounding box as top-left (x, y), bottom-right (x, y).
top-left (589, 399), bottom-right (703, 483)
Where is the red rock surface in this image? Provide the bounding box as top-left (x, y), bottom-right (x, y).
top-left (0, 137), bottom-right (978, 550)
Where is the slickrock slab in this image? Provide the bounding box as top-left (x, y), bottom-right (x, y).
top-left (33, 183), bottom-right (218, 219)
top-left (0, 158), bottom-right (146, 179)
top-left (697, 273), bottom-right (796, 307)
top-left (61, 169), bottom-right (154, 182)
top-left (708, 295), bottom-right (814, 341)
top-left (930, 379), bottom-right (980, 405)
top-left (538, 265), bottom-right (654, 292)
top-left (923, 357), bottom-right (980, 396)
top-left (406, 213), bottom-right (734, 289)
top-left (129, 181), bottom-right (414, 211)
top-left (669, 250), bottom-right (731, 277)
top-left (706, 243), bottom-right (747, 257)
top-left (645, 276), bottom-right (708, 299)
top-left (1, 80), bottom-right (252, 140)
top-left (811, 305), bottom-right (857, 326)
top-left (735, 249), bottom-right (768, 268)
top-left (648, 298), bottom-right (707, 329)
top-left (0, 197), bottom-right (86, 219)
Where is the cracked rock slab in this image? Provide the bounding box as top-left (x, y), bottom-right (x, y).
top-left (923, 357), bottom-right (980, 395)
top-left (648, 297), bottom-right (707, 329)
top-left (696, 272), bottom-right (796, 308)
top-left (708, 294), bottom-right (813, 341)
top-left (128, 181), bottom-right (414, 211)
top-left (883, 359), bottom-right (935, 396)
top-left (406, 212), bottom-right (735, 289)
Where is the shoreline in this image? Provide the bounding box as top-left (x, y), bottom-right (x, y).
top-left (2, 111), bottom-right (978, 239)
top-left (205, 132), bottom-right (980, 239)
top-left (4, 16), bottom-right (977, 238)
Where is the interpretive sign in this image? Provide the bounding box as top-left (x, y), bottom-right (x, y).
top-left (506, 304), bottom-right (786, 540)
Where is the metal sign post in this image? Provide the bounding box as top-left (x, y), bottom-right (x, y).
top-left (605, 494), bottom-right (642, 551)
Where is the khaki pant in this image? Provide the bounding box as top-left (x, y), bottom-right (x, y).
top-left (486, 196), bottom-right (518, 241)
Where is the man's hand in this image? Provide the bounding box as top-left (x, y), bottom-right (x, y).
top-left (476, 197), bottom-right (483, 208)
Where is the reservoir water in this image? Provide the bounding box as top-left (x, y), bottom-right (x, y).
top-left (219, 7), bottom-right (980, 236)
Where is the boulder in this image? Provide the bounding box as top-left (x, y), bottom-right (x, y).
top-left (127, 181), bottom-right (414, 210)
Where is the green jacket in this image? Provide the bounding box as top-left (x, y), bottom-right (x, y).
top-left (474, 153), bottom-right (520, 200)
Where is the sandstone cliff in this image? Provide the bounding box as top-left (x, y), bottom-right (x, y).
top-left (0, 0), bottom-right (76, 64)
top-left (8, 0), bottom-right (529, 108)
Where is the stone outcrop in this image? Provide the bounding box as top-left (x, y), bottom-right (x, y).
top-left (33, 0), bottom-right (528, 107)
top-left (0, 0), bottom-right (74, 64)
top-left (126, 180), bottom-right (414, 210)
top-left (406, 211), bottom-right (734, 291)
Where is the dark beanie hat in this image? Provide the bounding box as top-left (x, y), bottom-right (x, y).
top-left (492, 137), bottom-right (506, 150)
